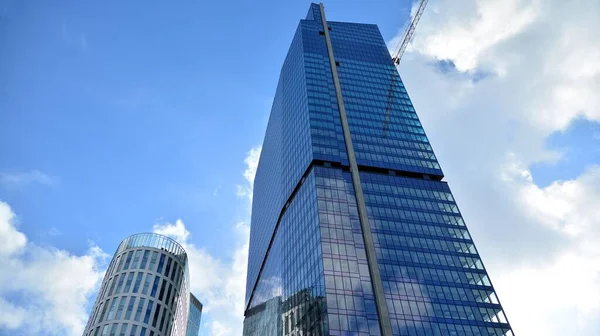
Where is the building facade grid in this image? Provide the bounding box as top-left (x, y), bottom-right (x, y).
top-left (186, 294), bottom-right (203, 336)
top-left (83, 233), bottom-right (199, 336)
top-left (244, 3), bottom-right (513, 336)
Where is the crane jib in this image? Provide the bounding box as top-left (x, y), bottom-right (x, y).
top-left (383, 0), bottom-right (428, 137)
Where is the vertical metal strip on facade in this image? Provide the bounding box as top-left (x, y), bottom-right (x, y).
top-left (318, 4), bottom-right (393, 336)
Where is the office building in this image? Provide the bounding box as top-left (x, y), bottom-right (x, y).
top-left (83, 233), bottom-right (202, 336)
top-left (244, 3), bottom-right (513, 335)
top-left (186, 293), bottom-right (203, 336)
top-left (243, 296), bottom-right (282, 336)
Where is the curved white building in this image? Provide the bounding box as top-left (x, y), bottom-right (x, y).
top-left (83, 233), bottom-right (202, 336)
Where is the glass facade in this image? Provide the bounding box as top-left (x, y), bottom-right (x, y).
top-left (185, 293), bottom-right (203, 336)
top-left (244, 3), bottom-right (513, 336)
top-left (83, 233), bottom-right (203, 336)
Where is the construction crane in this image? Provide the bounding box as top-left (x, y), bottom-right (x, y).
top-left (382, 0), bottom-right (428, 137)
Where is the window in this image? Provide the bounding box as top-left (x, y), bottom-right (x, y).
top-left (164, 257), bottom-right (172, 277)
top-left (132, 273), bottom-right (143, 293)
top-left (117, 255), bottom-right (125, 272)
top-left (156, 254), bottom-right (165, 273)
top-left (164, 317), bottom-right (171, 335)
top-left (115, 274), bottom-right (126, 294)
top-left (109, 324), bottom-right (118, 336)
top-left (152, 304), bottom-right (161, 327)
top-left (123, 272), bottom-right (135, 293)
top-left (108, 275), bottom-right (119, 297)
top-left (141, 273), bottom-right (151, 295)
top-left (94, 302), bottom-right (104, 324)
top-left (132, 250), bottom-right (142, 269)
top-left (115, 275), bottom-right (125, 294)
top-left (106, 298), bottom-right (119, 320)
top-left (172, 265), bottom-right (180, 285)
top-left (98, 299), bottom-right (110, 322)
top-left (169, 262), bottom-right (177, 281)
top-left (158, 279), bottom-right (166, 301)
top-left (159, 309), bottom-right (167, 332)
top-left (115, 296), bottom-right (127, 320)
top-left (101, 325), bottom-right (110, 336)
top-left (125, 297), bottom-right (136, 320)
top-left (118, 324), bottom-right (128, 336)
top-left (134, 298), bottom-right (145, 322)
top-left (144, 300), bottom-right (154, 324)
top-left (140, 250), bottom-right (150, 269)
top-left (129, 325), bottom-right (137, 336)
top-left (123, 251), bottom-right (134, 270)
top-left (150, 276), bottom-right (160, 297)
top-left (140, 327), bottom-right (147, 336)
top-left (149, 251), bottom-right (158, 270)
top-left (170, 288), bottom-right (177, 307)
top-left (164, 283), bottom-right (172, 307)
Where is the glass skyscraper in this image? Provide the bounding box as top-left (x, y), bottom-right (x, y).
top-left (83, 233), bottom-right (202, 336)
top-left (186, 293), bottom-right (203, 336)
top-left (244, 3), bottom-right (513, 336)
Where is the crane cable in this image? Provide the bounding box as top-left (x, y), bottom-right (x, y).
top-left (383, 0), bottom-right (429, 137)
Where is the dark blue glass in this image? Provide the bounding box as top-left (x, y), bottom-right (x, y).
top-left (186, 294), bottom-right (203, 336)
top-left (132, 273), bottom-right (143, 293)
top-left (164, 257), bottom-right (172, 277)
top-left (150, 276), bottom-right (160, 297)
top-left (143, 300), bottom-right (153, 324)
top-left (244, 3), bottom-right (512, 336)
top-left (140, 250), bottom-right (149, 269)
top-left (156, 254), bottom-right (165, 273)
top-left (152, 304), bottom-right (161, 327)
top-left (158, 279), bottom-right (166, 301)
top-left (122, 251), bottom-right (133, 270)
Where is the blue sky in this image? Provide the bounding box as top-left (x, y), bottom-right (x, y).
top-left (0, 0), bottom-right (409, 257)
top-left (1, 1), bottom-right (600, 336)
top-left (530, 118), bottom-right (600, 187)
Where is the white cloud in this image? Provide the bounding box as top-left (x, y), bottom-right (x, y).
top-left (409, 0), bottom-right (600, 131)
top-left (506, 162), bottom-right (600, 238)
top-left (153, 146), bottom-right (259, 336)
top-left (235, 147), bottom-right (262, 204)
top-left (153, 218), bottom-right (190, 242)
top-left (0, 297), bottom-right (26, 329)
top-left (152, 220), bottom-right (248, 336)
top-left (494, 161), bottom-right (600, 334)
top-left (153, 219), bottom-right (227, 296)
top-left (496, 248), bottom-right (600, 335)
top-left (0, 201), bottom-right (108, 336)
top-left (0, 170), bottom-right (57, 189)
top-left (393, 0), bottom-right (600, 334)
top-left (416, 0), bottom-right (540, 74)
top-left (0, 202), bottom-right (27, 256)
